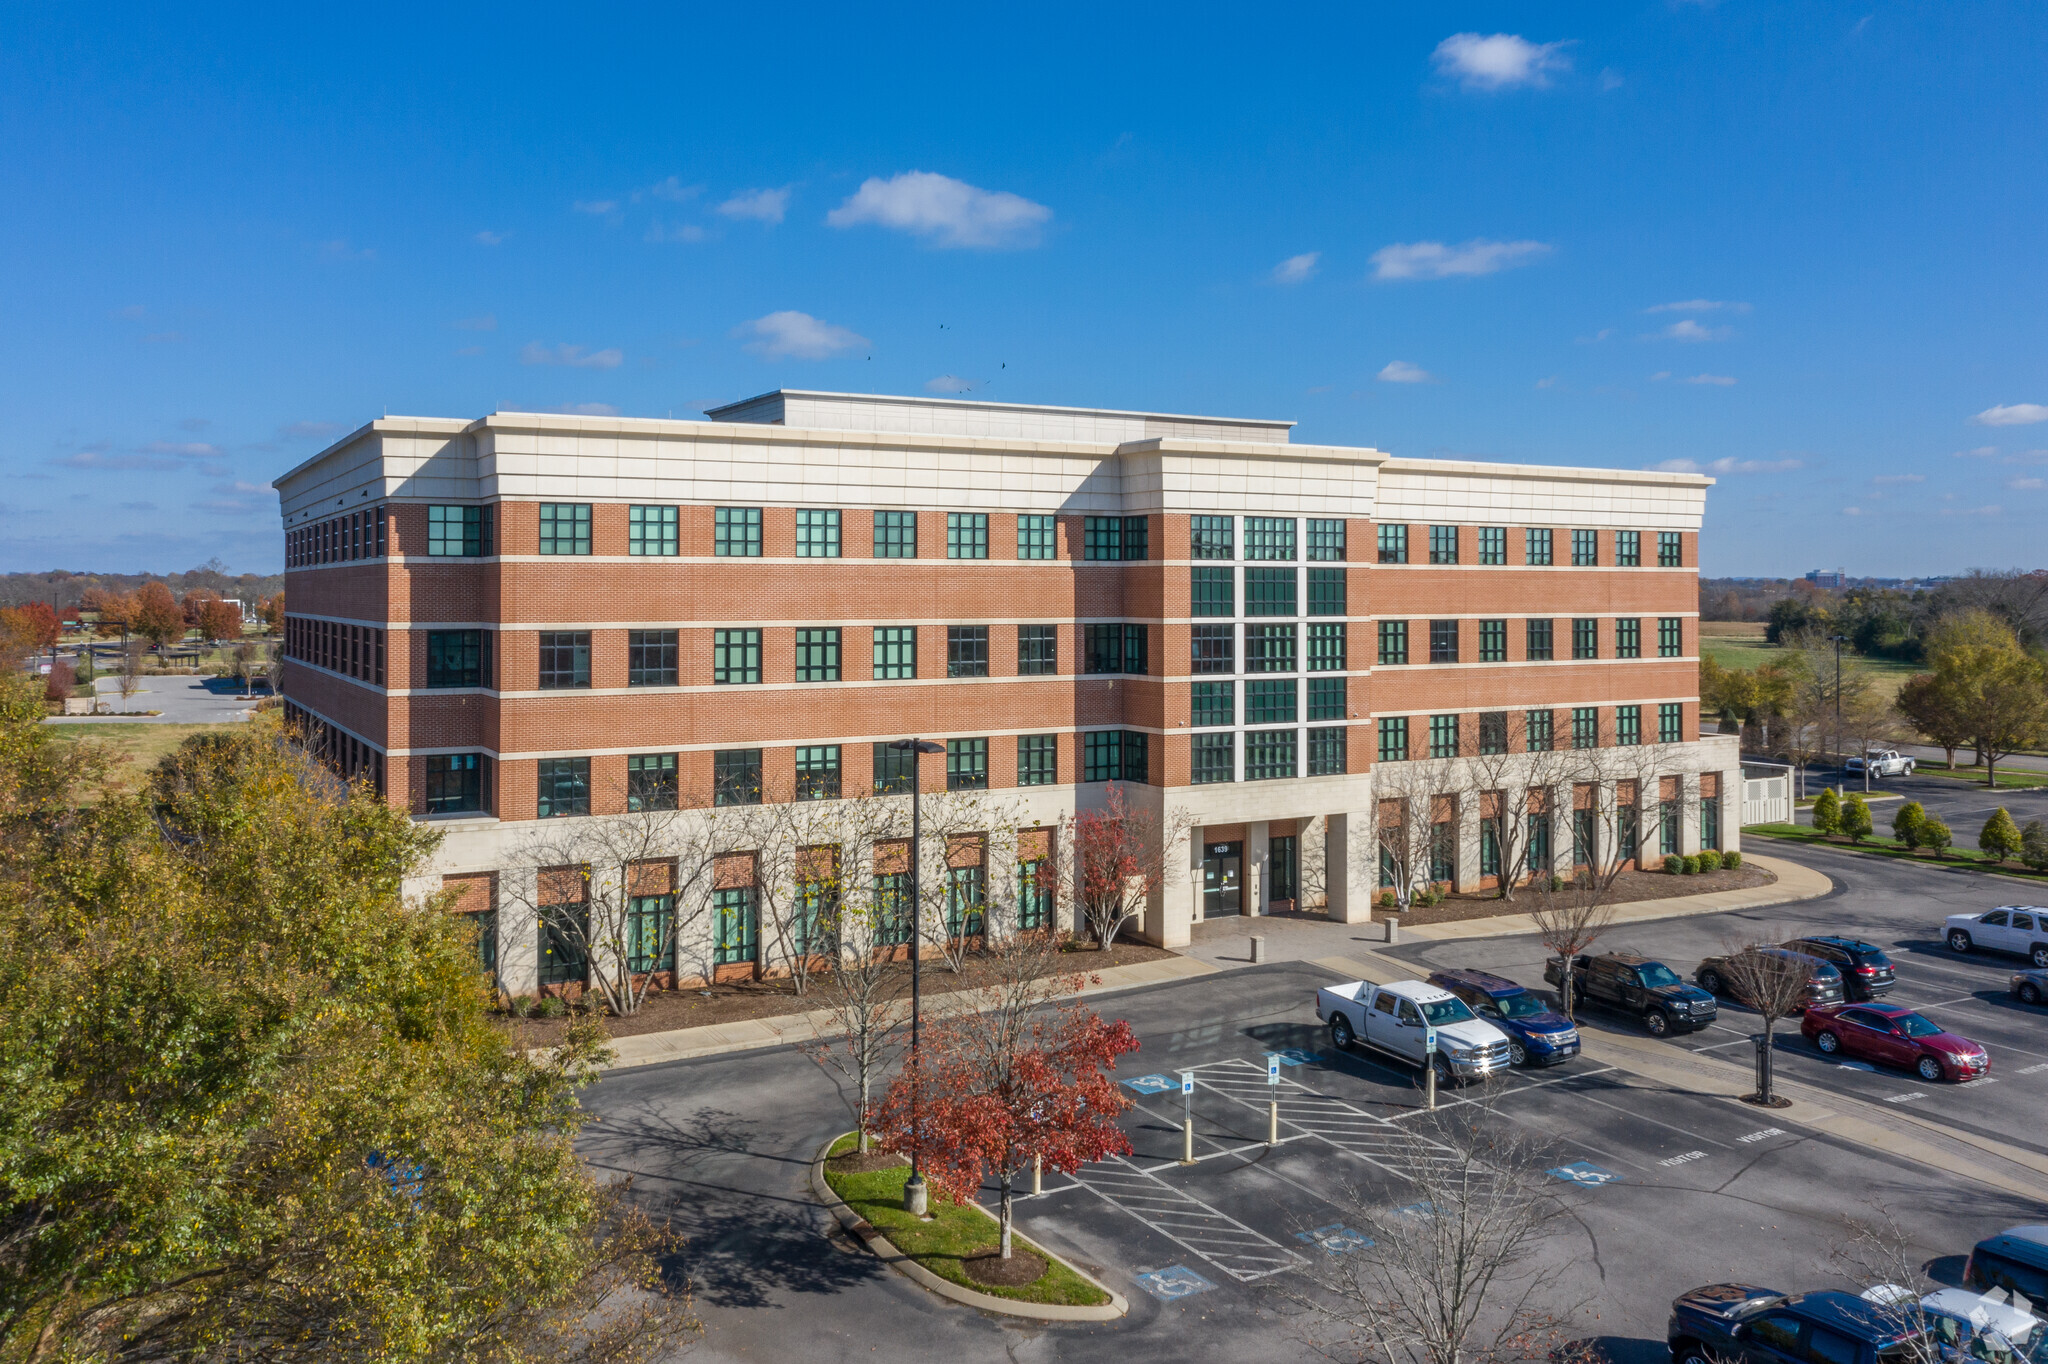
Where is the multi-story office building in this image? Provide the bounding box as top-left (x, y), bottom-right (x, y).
top-left (274, 389), bottom-right (1736, 993)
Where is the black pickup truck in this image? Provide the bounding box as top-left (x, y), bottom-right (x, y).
top-left (1544, 951), bottom-right (1719, 1037)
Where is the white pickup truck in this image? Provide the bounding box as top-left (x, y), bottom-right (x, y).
top-left (1844, 748), bottom-right (1915, 778)
top-left (1315, 979), bottom-right (1514, 1086)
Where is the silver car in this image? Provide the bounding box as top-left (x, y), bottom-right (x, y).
top-left (2013, 969), bottom-right (2048, 1007)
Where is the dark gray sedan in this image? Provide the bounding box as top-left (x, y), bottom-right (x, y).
top-left (2013, 969), bottom-right (2048, 1006)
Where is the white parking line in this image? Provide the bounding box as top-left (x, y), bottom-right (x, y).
top-left (1067, 1155), bottom-right (1307, 1283)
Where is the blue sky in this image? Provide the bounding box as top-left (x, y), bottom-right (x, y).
top-left (4, 3), bottom-right (2045, 578)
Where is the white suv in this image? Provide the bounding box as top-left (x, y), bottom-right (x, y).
top-left (1845, 749), bottom-right (1915, 778)
top-left (1946, 907), bottom-right (2048, 969)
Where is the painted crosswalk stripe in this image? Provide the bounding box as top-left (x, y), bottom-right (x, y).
top-left (1067, 1155), bottom-right (1305, 1282)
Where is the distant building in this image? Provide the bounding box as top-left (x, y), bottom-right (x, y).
top-left (1805, 568), bottom-right (1846, 588)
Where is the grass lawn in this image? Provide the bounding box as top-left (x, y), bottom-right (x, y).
top-left (1744, 823), bottom-right (2048, 881)
top-left (822, 1134), bottom-right (1108, 1307)
top-left (1912, 761), bottom-right (2048, 790)
top-left (45, 722), bottom-right (215, 799)
top-left (1698, 624), bottom-right (1919, 704)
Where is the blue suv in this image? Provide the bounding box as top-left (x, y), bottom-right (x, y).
top-left (1427, 968), bottom-right (1580, 1067)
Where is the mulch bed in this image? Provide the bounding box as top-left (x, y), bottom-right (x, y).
top-left (497, 939), bottom-right (1179, 1047)
top-left (962, 1249), bottom-right (1048, 1288)
top-left (827, 1148), bottom-right (909, 1175)
top-left (1376, 865), bottom-right (1777, 927)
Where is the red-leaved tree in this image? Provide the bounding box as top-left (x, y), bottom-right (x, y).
top-left (16, 602), bottom-right (60, 653)
top-left (872, 930), bottom-right (1139, 1259)
top-left (1056, 783), bottom-right (1193, 950)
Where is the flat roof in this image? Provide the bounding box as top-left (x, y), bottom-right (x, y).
top-left (703, 388), bottom-right (1297, 432)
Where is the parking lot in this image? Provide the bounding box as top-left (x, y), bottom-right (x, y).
top-left (583, 879), bottom-right (2048, 1364)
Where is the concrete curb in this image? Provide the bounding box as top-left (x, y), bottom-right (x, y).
top-left (596, 954), bottom-right (1219, 1072)
top-left (809, 1135), bottom-right (1128, 1322)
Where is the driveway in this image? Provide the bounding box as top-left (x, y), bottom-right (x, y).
top-left (46, 674), bottom-right (264, 726)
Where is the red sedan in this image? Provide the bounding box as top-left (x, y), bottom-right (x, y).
top-left (1801, 1003), bottom-right (1990, 1082)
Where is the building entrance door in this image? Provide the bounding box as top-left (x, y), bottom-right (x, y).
top-left (1201, 842), bottom-right (1243, 917)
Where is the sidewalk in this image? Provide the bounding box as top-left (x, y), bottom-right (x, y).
top-left (592, 852), bottom-right (1828, 1071)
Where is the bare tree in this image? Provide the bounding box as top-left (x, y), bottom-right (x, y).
top-left (1465, 743), bottom-right (1575, 902)
top-left (504, 785), bottom-right (730, 1015)
top-left (1827, 1203), bottom-right (1946, 1364)
top-left (1277, 1085), bottom-right (1591, 1364)
top-left (1701, 935), bottom-right (1812, 1104)
top-left (1529, 891), bottom-right (1615, 1025)
top-left (118, 639), bottom-right (144, 703)
top-left (1371, 756), bottom-right (1459, 913)
top-left (1841, 688), bottom-right (1904, 792)
top-left (915, 791), bottom-right (1026, 974)
top-left (731, 791), bottom-right (851, 998)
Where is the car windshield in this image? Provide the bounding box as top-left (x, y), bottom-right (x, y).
top-left (1421, 997), bottom-right (1478, 1025)
top-left (1497, 993), bottom-right (1549, 1019)
top-left (1638, 963), bottom-right (1683, 988)
top-left (1896, 1013), bottom-right (1943, 1038)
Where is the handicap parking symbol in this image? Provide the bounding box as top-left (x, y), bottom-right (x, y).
top-left (1296, 1223), bottom-right (1375, 1255)
top-left (1274, 1048), bottom-right (1323, 1067)
top-left (1394, 1200), bottom-right (1437, 1220)
top-left (1136, 1264), bottom-right (1216, 1300)
top-left (1548, 1160), bottom-right (1621, 1187)
top-left (1123, 1074), bottom-right (1177, 1095)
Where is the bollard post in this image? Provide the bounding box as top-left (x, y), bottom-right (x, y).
top-left (1032, 1152), bottom-right (1043, 1195)
top-left (1425, 1057), bottom-right (1437, 1111)
top-left (1385, 918), bottom-right (1400, 946)
top-left (1180, 1069), bottom-right (1197, 1165)
top-left (1250, 934), bottom-right (1266, 964)
top-left (1268, 1098), bottom-right (1279, 1146)
top-left (1264, 1051), bottom-right (1282, 1146)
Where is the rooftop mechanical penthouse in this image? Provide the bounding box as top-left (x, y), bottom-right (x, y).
top-left (274, 390), bottom-right (1736, 992)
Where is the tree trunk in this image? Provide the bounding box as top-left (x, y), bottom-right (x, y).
top-left (1943, 744), bottom-right (1956, 768)
top-left (857, 1068), bottom-right (870, 1153)
top-left (999, 1174), bottom-right (1014, 1258)
top-left (1559, 960), bottom-right (1575, 1023)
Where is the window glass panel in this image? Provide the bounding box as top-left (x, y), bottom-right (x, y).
top-left (1083, 730), bottom-right (1148, 783)
top-left (538, 901), bottom-right (588, 983)
top-left (712, 887), bottom-right (758, 965)
top-left (795, 745), bottom-right (842, 800)
top-left (1478, 526), bottom-right (1506, 565)
top-left (1307, 675), bottom-right (1345, 721)
top-left (1525, 528), bottom-right (1553, 566)
top-left (1571, 529), bottom-right (1598, 566)
top-left (538, 503), bottom-right (591, 555)
top-left (1307, 567), bottom-right (1346, 616)
top-left (1245, 567), bottom-right (1297, 616)
top-left (1306, 519), bottom-right (1346, 561)
top-left (1191, 625), bottom-right (1234, 674)
top-left (1615, 530), bottom-right (1641, 567)
top-left (627, 630), bottom-right (679, 686)
top-left (1526, 709), bottom-right (1554, 752)
top-left (1243, 516), bottom-right (1296, 560)
top-left (1122, 516), bottom-right (1148, 561)
top-left (536, 757), bottom-right (590, 817)
top-left (1429, 525), bottom-right (1459, 564)
top-left (1479, 711), bottom-right (1508, 755)
top-left (1191, 732), bottom-right (1234, 784)
top-left (1429, 713), bottom-right (1460, 758)
top-left (1378, 620), bottom-right (1409, 666)
top-left (1084, 624), bottom-right (1124, 674)
top-left (1244, 729), bottom-right (1297, 780)
top-left (714, 506), bottom-right (763, 557)
top-left (1659, 617), bottom-right (1683, 657)
top-left (1307, 726), bottom-right (1346, 776)
top-left (427, 630), bottom-right (484, 688)
top-left (946, 512), bottom-right (989, 559)
top-left (945, 865), bottom-right (986, 937)
top-left (872, 743), bottom-right (915, 794)
top-left (1479, 619), bottom-right (1507, 663)
top-left (713, 749), bottom-right (763, 805)
top-left (1017, 625), bottom-right (1057, 675)
top-left (1083, 517), bottom-right (1124, 560)
top-left (1307, 622), bottom-right (1346, 672)
top-left (1122, 623), bottom-right (1147, 675)
top-left (1658, 531), bottom-right (1683, 567)
top-left (427, 505), bottom-right (489, 556)
top-left (1616, 618), bottom-right (1641, 658)
top-left (1377, 523), bottom-right (1408, 564)
top-left (1573, 618), bottom-right (1598, 659)
top-left (1378, 716), bottom-right (1409, 763)
top-left (946, 738), bottom-right (989, 791)
top-left (1192, 680), bottom-right (1234, 726)
top-left (1017, 514), bottom-right (1055, 560)
top-left (946, 626), bottom-right (989, 677)
top-left (626, 753), bottom-right (678, 812)
top-left (628, 505), bottom-right (679, 556)
top-left (713, 629), bottom-right (762, 685)
top-left (1429, 619), bottom-right (1459, 663)
top-left (1526, 618), bottom-right (1554, 661)
top-left (873, 510), bottom-right (917, 558)
top-left (1017, 734), bottom-right (1057, 786)
top-left (1659, 702), bottom-right (1682, 744)
top-left (425, 753), bottom-right (484, 813)
top-left (796, 628), bottom-right (841, 682)
top-left (1572, 707), bottom-right (1599, 749)
top-left (1245, 678), bottom-right (1297, 724)
top-left (1191, 566), bottom-right (1234, 616)
top-left (538, 631), bottom-right (591, 689)
top-left (1190, 515), bottom-right (1234, 560)
top-left (1245, 624), bottom-right (1296, 672)
top-left (626, 894), bottom-right (675, 973)
top-left (873, 626), bottom-right (916, 680)
top-left (796, 509), bottom-right (842, 557)
top-left (1616, 704), bottom-right (1642, 746)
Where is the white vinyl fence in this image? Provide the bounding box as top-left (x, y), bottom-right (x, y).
top-left (1741, 774), bottom-right (1792, 826)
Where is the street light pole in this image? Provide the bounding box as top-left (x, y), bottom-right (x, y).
top-left (1829, 634), bottom-right (1849, 789)
top-left (890, 736), bottom-right (944, 1216)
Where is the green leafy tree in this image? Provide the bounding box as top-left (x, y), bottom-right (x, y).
top-left (1895, 671), bottom-right (1972, 769)
top-left (1841, 794), bottom-right (1874, 844)
top-left (1980, 807), bottom-right (2023, 862)
top-left (2021, 819), bottom-right (2048, 873)
top-left (0, 688), bottom-right (695, 1362)
top-left (1920, 814), bottom-right (1953, 856)
top-left (1811, 787), bottom-right (1842, 836)
top-left (1892, 800), bottom-right (1927, 849)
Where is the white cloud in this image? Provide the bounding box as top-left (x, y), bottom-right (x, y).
top-left (645, 221), bottom-right (708, 244)
top-left (1952, 445), bottom-right (2000, 458)
top-left (734, 310), bottom-right (869, 361)
top-left (1649, 371), bottom-right (1673, 381)
top-left (1432, 33), bottom-right (1573, 90)
top-left (1577, 328), bottom-right (1615, 343)
top-left (142, 441), bottom-right (224, 457)
top-left (1872, 473), bottom-right (1925, 485)
top-left (1371, 238), bottom-right (1551, 281)
top-left (719, 187), bottom-right (791, 224)
top-left (473, 230), bottom-right (508, 246)
top-left (1842, 507), bottom-right (1867, 516)
top-left (1972, 403), bottom-right (2048, 426)
top-left (519, 341), bottom-right (624, 369)
top-left (212, 480), bottom-right (271, 496)
top-left (2008, 477), bottom-right (2046, 491)
top-left (316, 239), bottom-right (375, 263)
top-left (925, 375), bottom-right (977, 394)
top-left (1534, 376), bottom-right (1559, 389)
top-left (646, 177), bottom-right (701, 203)
top-left (1377, 360), bottom-right (1434, 384)
top-left (573, 199), bottom-right (619, 215)
top-left (1649, 456), bottom-right (1803, 475)
top-left (452, 314), bottom-right (497, 331)
top-left (279, 420), bottom-right (344, 441)
top-left (1272, 251), bottom-right (1320, 284)
top-left (1682, 373), bottom-right (1737, 386)
top-left (1645, 299), bottom-right (1751, 313)
top-left (1657, 319), bottom-right (1733, 342)
top-left (826, 171), bottom-right (1051, 249)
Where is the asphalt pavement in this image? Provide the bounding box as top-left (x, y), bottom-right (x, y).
top-left (583, 833), bottom-right (2048, 1364)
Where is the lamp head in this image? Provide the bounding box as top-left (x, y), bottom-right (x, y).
top-left (890, 738), bottom-right (945, 755)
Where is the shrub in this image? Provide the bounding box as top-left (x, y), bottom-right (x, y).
top-left (1841, 794), bottom-right (1874, 845)
top-left (1811, 788), bottom-right (1842, 836)
top-left (1378, 889), bottom-right (1396, 909)
top-left (1696, 849), bottom-right (1723, 873)
top-left (1980, 807), bottom-right (2023, 862)
top-left (2022, 819), bottom-right (2048, 873)
top-left (1893, 801), bottom-right (1927, 849)
top-left (1664, 854), bottom-right (1684, 874)
top-left (1723, 850), bottom-right (1743, 870)
top-left (1683, 854), bottom-right (1702, 874)
top-left (1920, 816), bottom-right (1953, 856)
top-left (529, 994), bottom-right (569, 1019)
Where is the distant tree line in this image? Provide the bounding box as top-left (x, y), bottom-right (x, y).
top-left (1702, 569), bottom-right (2048, 664)
top-left (0, 558), bottom-right (282, 611)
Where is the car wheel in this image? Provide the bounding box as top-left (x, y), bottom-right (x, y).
top-left (1645, 1009), bottom-right (1671, 1038)
top-left (1949, 930), bottom-right (1974, 954)
top-left (1676, 1346), bottom-right (1714, 1364)
top-left (2032, 944), bottom-right (2048, 969)
top-left (1431, 1053), bottom-right (1456, 1089)
top-left (1508, 1040), bottom-right (1528, 1067)
top-left (1816, 1030), bottom-right (1841, 1054)
top-left (2021, 982), bottom-right (2044, 1006)
top-left (1329, 1015), bottom-right (1354, 1050)
top-left (1701, 968), bottom-right (1724, 996)
top-left (1917, 1054), bottom-right (1945, 1083)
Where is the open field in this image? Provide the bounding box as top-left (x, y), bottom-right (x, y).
top-left (1699, 620), bottom-right (1920, 702)
top-left (44, 722), bottom-right (212, 798)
